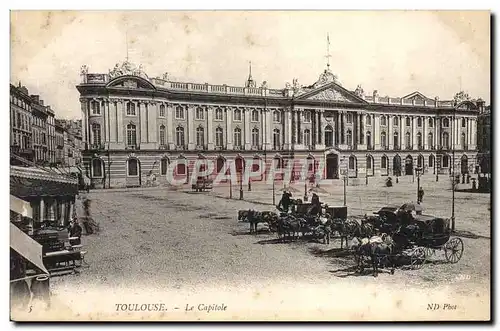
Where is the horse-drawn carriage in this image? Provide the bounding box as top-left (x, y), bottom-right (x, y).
top-left (353, 213), bottom-right (464, 276)
top-left (191, 176), bottom-right (213, 192)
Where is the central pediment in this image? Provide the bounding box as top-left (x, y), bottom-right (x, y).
top-left (296, 82), bottom-right (367, 104)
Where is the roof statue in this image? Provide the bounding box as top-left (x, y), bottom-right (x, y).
top-left (162, 72), bottom-right (169, 80)
top-left (245, 61), bottom-right (256, 88)
top-left (354, 84), bottom-right (364, 98)
top-left (292, 78), bottom-right (304, 96)
top-left (453, 91), bottom-right (471, 105)
top-left (108, 60), bottom-right (149, 80)
top-left (80, 65), bottom-right (89, 76)
top-left (261, 81), bottom-right (268, 89)
top-left (313, 69), bottom-right (339, 88)
top-left (285, 82), bottom-right (292, 90)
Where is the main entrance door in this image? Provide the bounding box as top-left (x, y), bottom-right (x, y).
top-left (326, 154), bottom-right (339, 179)
top-left (405, 155), bottom-right (414, 175)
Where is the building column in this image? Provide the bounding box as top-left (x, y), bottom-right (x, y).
top-left (147, 102), bottom-right (158, 148)
top-left (207, 106), bottom-right (214, 150)
top-left (267, 109), bottom-right (273, 149)
top-left (388, 115), bottom-right (394, 149)
top-left (139, 102), bottom-right (148, 144)
top-left (341, 112), bottom-right (345, 144)
top-left (39, 199), bottom-right (45, 223)
top-left (68, 200), bottom-right (74, 221)
top-left (423, 116), bottom-right (428, 149)
top-left (226, 107), bottom-right (233, 150)
top-left (167, 103), bottom-right (174, 148)
top-left (316, 110), bottom-right (324, 148)
top-left (80, 98), bottom-right (89, 146)
top-left (109, 101), bottom-right (117, 143)
top-left (471, 118), bottom-right (477, 149)
top-left (244, 108), bottom-right (251, 150)
top-left (412, 116), bottom-right (417, 150)
top-left (187, 104), bottom-right (195, 150)
top-left (59, 202), bottom-right (66, 227)
top-left (116, 100), bottom-right (124, 144)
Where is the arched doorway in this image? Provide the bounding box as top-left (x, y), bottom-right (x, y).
top-left (393, 155), bottom-right (401, 176)
top-left (429, 154), bottom-right (435, 174)
top-left (216, 156), bottom-right (225, 175)
top-left (326, 153), bottom-right (339, 179)
top-left (366, 155), bottom-right (374, 176)
top-left (252, 156), bottom-right (263, 181)
top-left (461, 155), bottom-right (468, 174)
top-left (405, 155), bottom-right (414, 175)
top-left (417, 154), bottom-right (424, 170)
top-left (126, 158), bottom-right (141, 187)
top-left (381, 155), bottom-right (389, 176)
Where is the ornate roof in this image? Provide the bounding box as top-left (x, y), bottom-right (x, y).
top-left (108, 61), bottom-right (149, 80)
top-left (313, 68), bottom-right (339, 88)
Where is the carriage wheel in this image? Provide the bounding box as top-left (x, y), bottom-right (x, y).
top-left (444, 237), bottom-right (464, 263)
top-left (410, 247), bottom-right (426, 270)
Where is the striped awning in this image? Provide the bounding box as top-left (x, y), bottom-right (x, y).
top-left (10, 222), bottom-right (49, 275)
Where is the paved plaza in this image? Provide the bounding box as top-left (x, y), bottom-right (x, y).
top-left (41, 176), bottom-right (491, 320)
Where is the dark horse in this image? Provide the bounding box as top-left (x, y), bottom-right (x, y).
top-left (351, 234), bottom-right (396, 277)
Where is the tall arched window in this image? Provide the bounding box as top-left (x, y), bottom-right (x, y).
top-left (195, 107), bottom-right (204, 120)
top-left (417, 132), bottom-right (422, 149)
top-left (393, 116), bottom-right (399, 126)
top-left (442, 132), bottom-right (450, 149)
top-left (215, 127), bottom-right (224, 147)
top-left (366, 115), bottom-right (372, 126)
top-left (251, 128), bottom-right (259, 147)
top-left (303, 129), bottom-right (311, 147)
top-left (405, 132), bottom-right (411, 149)
top-left (126, 124), bottom-right (136, 146)
top-left (366, 155), bottom-right (373, 175)
top-left (366, 131), bottom-right (372, 149)
top-left (233, 108), bottom-right (242, 121)
top-left (405, 117), bottom-right (411, 126)
top-left (216, 157), bottom-right (225, 174)
top-left (91, 100), bottom-right (101, 115)
top-left (273, 110), bottom-right (281, 123)
top-left (429, 118), bottom-right (434, 127)
top-left (251, 109), bottom-right (259, 122)
top-left (127, 158), bottom-right (139, 176)
top-left (196, 126), bottom-right (205, 147)
top-left (126, 102), bottom-right (136, 116)
top-left (303, 110), bottom-right (312, 123)
top-left (348, 155), bottom-right (356, 170)
top-left (92, 123), bottom-right (101, 146)
top-left (91, 158), bottom-right (103, 177)
top-left (234, 127), bottom-right (242, 148)
top-left (160, 157), bottom-right (169, 175)
top-left (380, 115), bottom-right (387, 126)
top-left (159, 104), bottom-right (166, 117)
top-left (429, 154), bottom-right (435, 168)
top-left (273, 128), bottom-right (281, 149)
top-left (346, 129), bottom-right (352, 146)
top-left (393, 155), bottom-right (401, 176)
top-left (381, 155), bottom-right (388, 170)
top-left (393, 132), bottom-right (399, 149)
top-left (215, 108), bottom-right (223, 121)
top-left (381, 131), bottom-right (387, 149)
top-left (175, 126), bottom-right (185, 146)
top-left (175, 106), bottom-right (184, 119)
top-left (159, 125), bottom-right (166, 146)
top-left (442, 118), bottom-right (450, 128)
top-left (417, 117), bottom-right (422, 127)
top-left (324, 125), bottom-right (333, 147)
top-left (417, 155), bottom-right (424, 168)
top-left (428, 132), bottom-right (434, 149)
top-left (462, 118), bottom-right (466, 128)
top-left (461, 132), bottom-right (466, 150)
top-left (443, 155), bottom-right (450, 168)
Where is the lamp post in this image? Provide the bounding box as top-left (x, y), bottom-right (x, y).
top-left (239, 171), bottom-right (244, 200)
top-left (229, 174), bottom-right (233, 199)
top-left (343, 173), bottom-right (347, 206)
top-left (451, 108), bottom-right (456, 232)
top-left (415, 166), bottom-right (422, 203)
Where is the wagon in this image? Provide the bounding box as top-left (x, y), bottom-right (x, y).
top-left (191, 177), bottom-right (213, 192)
top-left (411, 215), bottom-right (464, 265)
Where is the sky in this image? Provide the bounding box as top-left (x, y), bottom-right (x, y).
top-left (10, 10), bottom-right (490, 120)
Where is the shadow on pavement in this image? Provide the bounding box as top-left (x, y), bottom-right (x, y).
top-left (308, 247), bottom-right (352, 259)
top-left (453, 230), bottom-right (490, 240)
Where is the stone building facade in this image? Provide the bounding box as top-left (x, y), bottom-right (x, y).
top-left (76, 61), bottom-right (480, 188)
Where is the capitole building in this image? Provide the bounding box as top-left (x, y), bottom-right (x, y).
top-left (76, 60), bottom-right (482, 188)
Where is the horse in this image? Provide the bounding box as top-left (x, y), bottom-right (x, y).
top-left (277, 214), bottom-right (302, 242)
top-left (351, 234), bottom-right (396, 277)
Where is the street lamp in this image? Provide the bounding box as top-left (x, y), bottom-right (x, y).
top-left (239, 171), bottom-right (244, 200)
top-left (451, 107), bottom-right (457, 232)
top-left (341, 157), bottom-right (347, 206)
top-left (415, 166), bottom-right (422, 203)
top-left (229, 173), bottom-right (233, 199)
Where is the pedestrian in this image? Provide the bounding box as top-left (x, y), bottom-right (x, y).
top-left (418, 187), bottom-right (424, 203)
top-left (68, 218), bottom-right (83, 245)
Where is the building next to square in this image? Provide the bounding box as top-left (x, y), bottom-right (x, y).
top-left (77, 60), bottom-right (483, 189)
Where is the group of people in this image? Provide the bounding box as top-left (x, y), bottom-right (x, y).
top-left (277, 190), bottom-right (322, 216)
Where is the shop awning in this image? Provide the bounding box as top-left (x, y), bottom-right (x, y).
top-left (10, 195), bottom-right (33, 218)
top-left (10, 223), bottom-right (49, 275)
top-left (10, 165), bottom-right (79, 198)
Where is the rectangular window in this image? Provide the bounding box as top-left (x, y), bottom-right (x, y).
top-left (215, 109), bottom-right (223, 121)
top-left (175, 107), bottom-right (185, 119)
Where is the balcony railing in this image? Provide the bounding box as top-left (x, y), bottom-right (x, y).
top-left (90, 143), bottom-right (105, 150)
top-left (195, 145), bottom-right (207, 151)
top-left (159, 144), bottom-right (169, 150)
top-left (215, 145), bottom-right (227, 151)
top-left (174, 145), bottom-right (185, 150)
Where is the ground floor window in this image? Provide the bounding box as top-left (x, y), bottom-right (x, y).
top-left (92, 158), bottom-right (103, 178)
top-left (127, 158), bottom-right (139, 176)
top-left (176, 162), bottom-right (186, 175)
top-left (442, 155), bottom-right (450, 168)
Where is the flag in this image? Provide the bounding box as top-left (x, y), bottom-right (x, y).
top-left (327, 33), bottom-right (330, 45)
